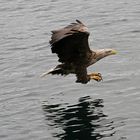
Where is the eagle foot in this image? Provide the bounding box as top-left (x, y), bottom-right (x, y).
top-left (88, 72), bottom-right (103, 82)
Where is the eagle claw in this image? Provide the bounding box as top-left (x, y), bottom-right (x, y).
top-left (88, 73), bottom-right (103, 82)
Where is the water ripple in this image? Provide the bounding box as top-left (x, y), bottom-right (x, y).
top-left (42, 96), bottom-right (125, 139)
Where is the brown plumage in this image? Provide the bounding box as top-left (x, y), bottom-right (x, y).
top-left (42, 20), bottom-right (117, 84)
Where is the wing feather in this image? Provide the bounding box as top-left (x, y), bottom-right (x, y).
top-left (50, 20), bottom-right (92, 64)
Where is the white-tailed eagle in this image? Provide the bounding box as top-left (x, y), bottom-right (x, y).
top-left (42, 20), bottom-right (117, 84)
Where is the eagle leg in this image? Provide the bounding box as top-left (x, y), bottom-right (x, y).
top-left (88, 73), bottom-right (103, 82)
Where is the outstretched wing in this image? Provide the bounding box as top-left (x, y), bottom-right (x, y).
top-left (50, 20), bottom-right (92, 64)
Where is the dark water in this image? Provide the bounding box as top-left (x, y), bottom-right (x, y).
top-left (42, 96), bottom-right (116, 140)
top-left (0, 0), bottom-right (140, 140)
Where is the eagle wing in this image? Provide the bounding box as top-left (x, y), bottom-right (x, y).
top-left (50, 20), bottom-right (92, 83)
top-left (50, 20), bottom-right (92, 63)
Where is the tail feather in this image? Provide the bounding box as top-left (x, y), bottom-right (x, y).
top-left (41, 68), bottom-right (64, 77)
top-left (48, 68), bottom-right (63, 75)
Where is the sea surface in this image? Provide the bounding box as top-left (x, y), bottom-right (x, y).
top-left (0, 0), bottom-right (140, 140)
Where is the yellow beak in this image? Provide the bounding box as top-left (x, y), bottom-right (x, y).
top-left (111, 49), bottom-right (117, 55)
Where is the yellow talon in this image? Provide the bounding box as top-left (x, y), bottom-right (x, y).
top-left (88, 73), bottom-right (103, 82)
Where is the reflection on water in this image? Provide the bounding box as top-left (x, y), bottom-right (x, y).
top-left (42, 96), bottom-right (115, 139)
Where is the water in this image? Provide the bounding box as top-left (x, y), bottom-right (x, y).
top-left (0, 0), bottom-right (140, 139)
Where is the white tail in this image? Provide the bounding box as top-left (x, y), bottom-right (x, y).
top-left (40, 68), bottom-right (54, 77)
top-left (40, 67), bottom-right (63, 77)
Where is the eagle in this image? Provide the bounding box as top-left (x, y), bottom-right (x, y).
top-left (42, 20), bottom-right (117, 84)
